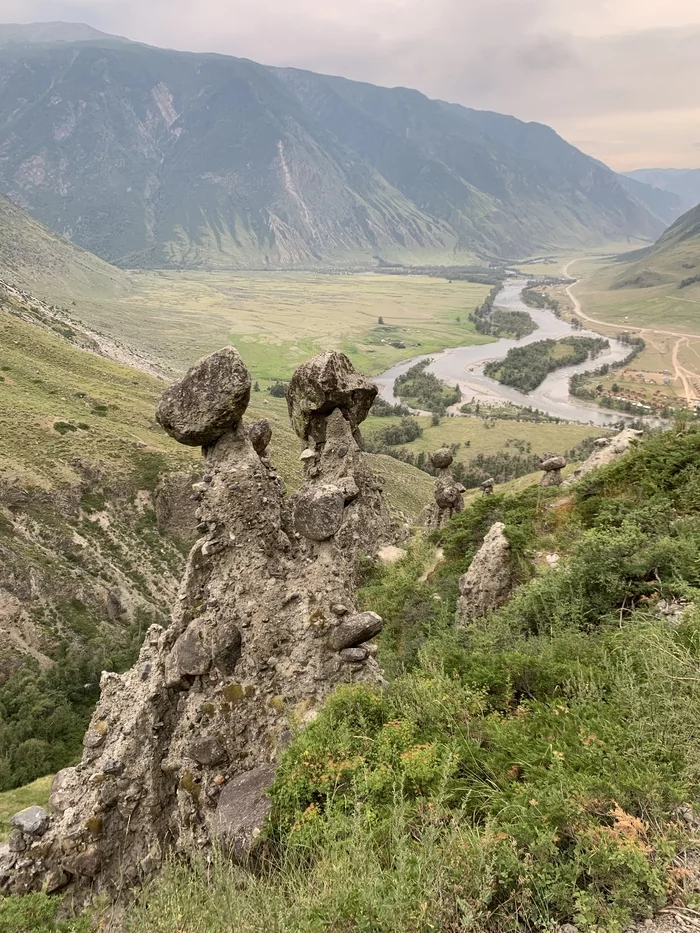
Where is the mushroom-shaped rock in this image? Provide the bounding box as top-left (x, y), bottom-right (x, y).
top-left (287, 351), bottom-right (377, 442)
top-left (481, 478), bottom-right (495, 495)
top-left (247, 418), bottom-right (272, 456)
top-left (293, 484), bottom-right (345, 541)
top-left (328, 611), bottom-right (383, 651)
top-left (540, 455), bottom-right (567, 472)
top-left (431, 448), bottom-right (454, 470)
top-left (156, 347), bottom-right (251, 446)
top-left (539, 453), bottom-right (566, 487)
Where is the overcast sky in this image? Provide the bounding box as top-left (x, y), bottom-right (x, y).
top-left (1, 0), bottom-right (698, 171)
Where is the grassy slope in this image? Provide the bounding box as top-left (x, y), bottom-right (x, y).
top-left (0, 195), bottom-right (130, 302)
top-left (71, 272), bottom-right (494, 377)
top-left (0, 777), bottom-right (51, 842)
top-left (117, 425), bottom-right (700, 933)
top-left (364, 413), bottom-right (601, 467)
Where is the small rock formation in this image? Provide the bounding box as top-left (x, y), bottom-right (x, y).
top-left (539, 453), bottom-right (567, 487)
top-left (425, 449), bottom-right (465, 529)
top-left (481, 478), bottom-right (495, 496)
top-left (0, 348), bottom-right (389, 904)
top-left (456, 522), bottom-right (515, 625)
top-left (564, 428), bottom-right (643, 485)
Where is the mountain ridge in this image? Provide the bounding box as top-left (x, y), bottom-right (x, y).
top-left (0, 28), bottom-right (670, 269)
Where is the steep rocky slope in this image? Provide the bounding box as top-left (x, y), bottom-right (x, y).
top-left (0, 32), bottom-right (666, 268)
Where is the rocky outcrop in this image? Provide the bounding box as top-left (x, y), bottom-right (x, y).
top-left (0, 349), bottom-right (388, 904)
top-left (539, 453), bottom-right (567, 487)
top-left (425, 449), bottom-right (465, 529)
top-left (564, 429), bottom-right (643, 485)
top-left (456, 522), bottom-right (515, 625)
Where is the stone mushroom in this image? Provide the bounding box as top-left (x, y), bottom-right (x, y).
top-left (481, 478), bottom-right (496, 495)
top-left (426, 448), bottom-right (465, 529)
top-left (286, 350), bottom-right (377, 445)
top-left (156, 346), bottom-right (251, 446)
top-left (539, 453), bottom-right (567, 487)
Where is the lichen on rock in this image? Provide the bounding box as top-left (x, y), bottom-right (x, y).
top-left (0, 346), bottom-right (388, 905)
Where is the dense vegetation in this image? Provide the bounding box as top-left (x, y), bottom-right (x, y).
top-left (460, 399), bottom-right (565, 423)
top-left (114, 426), bottom-right (700, 932)
top-left (485, 336), bottom-right (610, 392)
top-left (570, 334), bottom-right (648, 413)
top-left (393, 360), bottom-right (461, 414)
top-left (521, 281), bottom-right (561, 314)
top-left (468, 284), bottom-right (538, 340)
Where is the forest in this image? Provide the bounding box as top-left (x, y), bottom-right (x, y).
top-left (393, 360), bottom-right (461, 414)
top-left (485, 336), bottom-right (610, 392)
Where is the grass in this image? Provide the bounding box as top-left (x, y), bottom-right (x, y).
top-left (120, 426), bottom-right (700, 933)
top-left (364, 412), bottom-right (603, 466)
top-left (0, 775), bottom-right (51, 842)
top-left (61, 272), bottom-right (494, 378)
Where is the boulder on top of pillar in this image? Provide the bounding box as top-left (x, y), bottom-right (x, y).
top-left (287, 351), bottom-right (377, 444)
top-left (156, 347), bottom-right (251, 447)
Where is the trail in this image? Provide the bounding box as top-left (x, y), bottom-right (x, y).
top-left (563, 260), bottom-right (700, 341)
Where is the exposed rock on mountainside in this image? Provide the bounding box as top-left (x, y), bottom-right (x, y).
top-left (425, 448), bottom-right (465, 529)
top-left (564, 428), bottom-right (643, 484)
top-left (0, 35), bottom-right (666, 268)
top-left (0, 349), bottom-right (391, 901)
top-left (456, 522), bottom-right (515, 625)
top-left (539, 453), bottom-right (567, 487)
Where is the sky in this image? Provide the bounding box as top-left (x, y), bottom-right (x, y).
top-left (1, 0), bottom-right (699, 171)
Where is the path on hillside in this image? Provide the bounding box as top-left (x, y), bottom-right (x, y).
top-left (563, 259), bottom-right (700, 404)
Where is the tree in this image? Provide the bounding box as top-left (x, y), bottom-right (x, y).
top-left (377, 316), bottom-right (385, 325)
top-left (431, 412), bottom-right (441, 426)
top-left (611, 383), bottom-right (620, 394)
top-left (253, 381), bottom-right (260, 393)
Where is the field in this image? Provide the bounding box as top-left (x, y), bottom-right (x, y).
top-left (72, 272), bottom-right (494, 379)
top-left (364, 412), bottom-right (604, 464)
top-left (563, 257), bottom-right (700, 409)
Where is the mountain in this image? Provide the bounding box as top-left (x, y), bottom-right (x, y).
top-left (0, 27), bottom-right (666, 268)
top-left (616, 173), bottom-right (684, 226)
top-left (0, 193), bottom-right (129, 299)
top-left (624, 168), bottom-right (700, 215)
top-left (609, 201), bottom-right (700, 292)
top-left (0, 22), bottom-right (124, 46)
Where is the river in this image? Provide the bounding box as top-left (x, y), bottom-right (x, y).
top-left (375, 280), bottom-right (643, 428)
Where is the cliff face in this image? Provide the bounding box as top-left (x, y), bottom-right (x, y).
top-left (0, 348), bottom-right (393, 901)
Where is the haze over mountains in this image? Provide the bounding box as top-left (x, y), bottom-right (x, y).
top-left (0, 22), bottom-right (686, 270)
top-left (624, 169), bottom-right (700, 216)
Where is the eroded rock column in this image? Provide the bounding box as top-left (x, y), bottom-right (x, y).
top-left (425, 448), bottom-right (465, 529)
top-left (0, 347), bottom-right (386, 904)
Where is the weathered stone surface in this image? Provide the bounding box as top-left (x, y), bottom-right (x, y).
top-left (377, 545), bottom-right (407, 565)
top-left (425, 450), bottom-right (465, 529)
top-left (213, 764), bottom-right (277, 859)
top-left (11, 807), bottom-right (49, 837)
top-left (154, 472), bottom-right (199, 545)
top-left (287, 351), bottom-right (377, 443)
top-left (156, 347), bottom-right (251, 446)
top-left (293, 485), bottom-right (345, 541)
top-left (49, 768), bottom-right (78, 814)
top-left (329, 611), bottom-right (383, 650)
top-left (564, 429), bottom-right (643, 485)
top-left (247, 419), bottom-right (272, 456)
top-left (0, 346), bottom-right (389, 906)
top-left (456, 523), bottom-right (515, 625)
top-left (540, 455), bottom-right (567, 472)
top-left (431, 448), bottom-right (454, 469)
top-left (188, 737), bottom-right (227, 766)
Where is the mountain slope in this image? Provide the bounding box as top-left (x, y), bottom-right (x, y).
top-left (624, 168), bottom-right (700, 215)
top-left (616, 173), bottom-right (684, 226)
top-left (608, 201), bottom-right (700, 292)
top-left (0, 22), bottom-right (123, 46)
top-left (0, 193), bottom-right (129, 300)
top-left (0, 31), bottom-right (665, 268)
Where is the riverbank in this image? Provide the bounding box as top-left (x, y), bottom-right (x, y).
top-left (375, 280), bottom-right (649, 427)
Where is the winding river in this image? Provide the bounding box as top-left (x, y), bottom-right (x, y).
top-left (375, 280), bottom-right (642, 428)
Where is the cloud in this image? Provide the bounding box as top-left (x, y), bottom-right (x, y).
top-left (0, 0), bottom-right (698, 169)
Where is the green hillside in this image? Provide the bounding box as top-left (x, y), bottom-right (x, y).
top-left (0, 193), bottom-right (129, 301)
top-left (0, 33), bottom-right (665, 269)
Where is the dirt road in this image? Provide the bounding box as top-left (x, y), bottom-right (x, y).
top-left (563, 259), bottom-right (700, 405)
